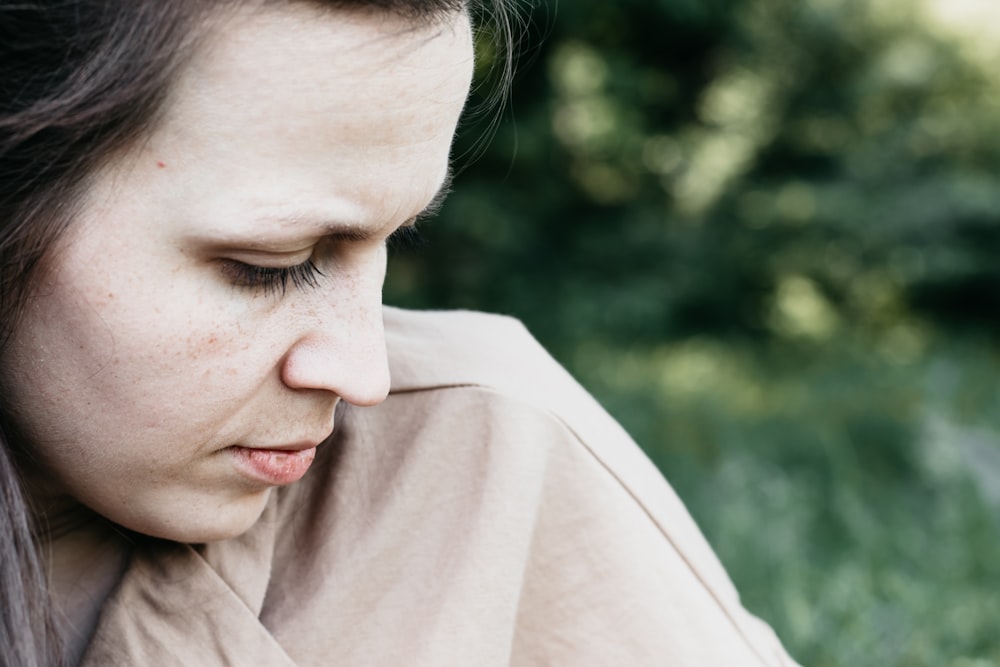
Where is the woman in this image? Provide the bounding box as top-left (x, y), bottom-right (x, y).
top-left (0, 1), bottom-right (800, 665)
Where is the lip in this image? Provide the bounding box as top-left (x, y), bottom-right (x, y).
top-left (228, 444), bottom-right (318, 486)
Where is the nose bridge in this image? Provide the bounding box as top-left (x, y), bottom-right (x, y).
top-left (281, 260), bottom-right (390, 406)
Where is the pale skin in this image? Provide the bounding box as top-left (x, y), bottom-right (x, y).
top-left (0, 5), bottom-right (474, 660)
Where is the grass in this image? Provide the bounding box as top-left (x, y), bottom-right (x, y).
top-left (568, 331), bottom-right (1000, 666)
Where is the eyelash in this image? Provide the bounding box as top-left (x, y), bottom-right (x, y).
top-left (222, 226), bottom-right (425, 297)
top-left (387, 224), bottom-right (425, 250)
top-left (222, 258), bottom-right (324, 297)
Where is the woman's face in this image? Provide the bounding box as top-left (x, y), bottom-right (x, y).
top-left (1, 7), bottom-right (474, 541)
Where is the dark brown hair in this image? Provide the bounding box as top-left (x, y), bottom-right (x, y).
top-left (0, 1), bottom-right (508, 663)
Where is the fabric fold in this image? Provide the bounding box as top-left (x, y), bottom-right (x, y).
top-left (81, 536), bottom-right (295, 666)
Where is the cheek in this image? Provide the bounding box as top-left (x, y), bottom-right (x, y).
top-left (91, 294), bottom-right (269, 406)
top-left (8, 269), bottom-right (279, 440)
top-left (81, 247), bottom-right (266, 364)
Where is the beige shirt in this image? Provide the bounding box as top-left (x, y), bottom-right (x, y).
top-left (81, 308), bottom-right (800, 666)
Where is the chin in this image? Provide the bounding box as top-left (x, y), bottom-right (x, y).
top-left (114, 488), bottom-right (274, 544)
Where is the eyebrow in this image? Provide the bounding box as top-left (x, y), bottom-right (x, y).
top-left (217, 167), bottom-right (456, 251)
top-left (312, 167), bottom-right (454, 243)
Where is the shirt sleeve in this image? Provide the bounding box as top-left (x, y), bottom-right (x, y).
top-left (383, 308), bottom-right (801, 666)
top-left (502, 386), bottom-right (799, 666)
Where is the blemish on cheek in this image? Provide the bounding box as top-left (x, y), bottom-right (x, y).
top-left (156, 160), bottom-right (167, 169)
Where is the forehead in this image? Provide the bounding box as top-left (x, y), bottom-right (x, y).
top-left (120, 6), bottom-right (475, 229)
top-left (179, 6), bottom-right (472, 111)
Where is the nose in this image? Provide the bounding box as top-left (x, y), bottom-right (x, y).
top-left (280, 296), bottom-right (391, 407)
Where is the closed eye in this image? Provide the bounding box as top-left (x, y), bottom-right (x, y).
top-left (220, 258), bottom-right (324, 297)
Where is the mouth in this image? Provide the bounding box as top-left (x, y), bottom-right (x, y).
top-left (228, 444), bottom-right (318, 486)
top-left (248, 440), bottom-right (322, 452)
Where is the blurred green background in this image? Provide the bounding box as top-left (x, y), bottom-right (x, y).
top-left (384, 0), bottom-right (1000, 664)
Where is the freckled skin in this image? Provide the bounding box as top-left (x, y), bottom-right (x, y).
top-left (0, 7), bottom-right (474, 542)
